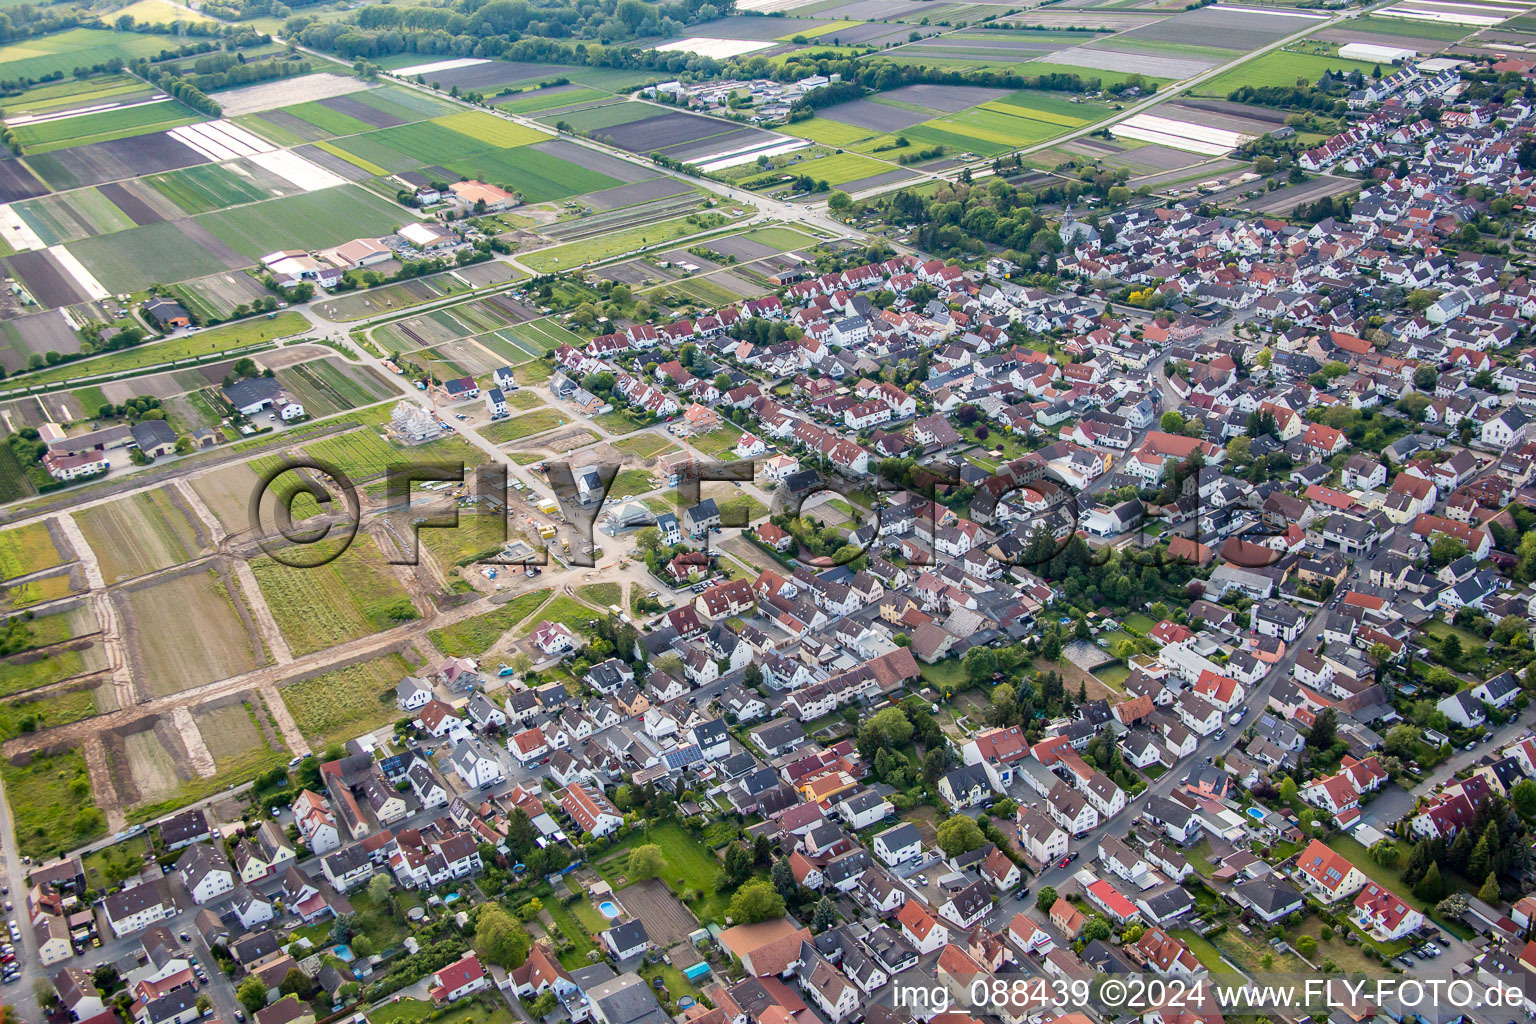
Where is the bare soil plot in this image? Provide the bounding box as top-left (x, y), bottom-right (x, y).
top-left (1161, 101), bottom-right (1287, 136)
top-left (193, 697), bottom-right (278, 761)
top-left (822, 99), bottom-right (931, 132)
top-left (434, 60), bottom-right (580, 89)
top-left (113, 722), bottom-right (185, 806)
top-left (189, 462), bottom-right (262, 533)
top-left (118, 564), bottom-right (264, 696)
top-left (881, 83), bottom-right (1010, 111)
top-left (1102, 143), bottom-right (1204, 172)
top-left (599, 111), bottom-right (749, 153)
top-left (658, 127), bottom-right (764, 162)
top-left (1118, 5), bottom-right (1321, 48)
top-left (1244, 173), bottom-right (1360, 214)
top-left (5, 249), bottom-right (87, 309)
top-left (318, 92), bottom-right (406, 128)
top-left (0, 159), bottom-right (48, 203)
top-left (74, 489), bottom-right (209, 583)
top-left (584, 178), bottom-right (693, 211)
top-left (2, 309), bottom-right (85, 371)
top-left (530, 139), bottom-right (655, 182)
top-left (618, 878), bottom-right (700, 946)
top-left (218, 74), bottom-right (374, 117)
top-left (842, 168), bottom-right (918, 192)
top-left (96, 181), bottom-right (166, 225)
top-left (30, 131), bottom-right (207, 190)
top-left (1040, 45), bottom-right (1216, 78)
top-left (433, 337), bottom-right (507, 377)
top-left (819, 0), bottom-right (932, 17)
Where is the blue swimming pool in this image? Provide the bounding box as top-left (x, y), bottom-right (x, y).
top-left (599, 901), bottom-right (620, 919)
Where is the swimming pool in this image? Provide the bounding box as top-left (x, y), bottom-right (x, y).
top-left (599, 901), bottom-right (620, 919)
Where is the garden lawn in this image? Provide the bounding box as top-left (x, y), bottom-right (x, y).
top-left (595, 822), bottom-right (721, 896)
top-left (484, 408), bottom-right (566, 444)
top-left (545, 898), bottom-right (599, 968)
top-left (1323, 834), bottom-right (1470, 937)
top-left (920, 657), bottom-right (966, 693)
top-left (613, 434), bottom-right (676, 458)
top-left (371, 996), bottom-right (516, 1024)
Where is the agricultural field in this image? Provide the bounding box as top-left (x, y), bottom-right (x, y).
top-left (777, 151), bottom-right (894, 186)
top-left (0, 27), bottom-right (184, 82)
top-left (74, 488), bottom-right (209, 583)
top-left (0, 679), bottom-right (103, 739)
top-left (0, 521), bottom-right (68, 582)
top-left (249, 535), bottom-right (417, 655)
top-left (195, 186), bottom-right (412, 260)
top-left (522, 212), bottom-right (748, 273)
top-left (1193, 50), bottom-right (1390, 97)
top-left (1, 745), bottom-right (104, 860)
top-left (5, 312), bottom-right (309, 388)
top-left (0, 646), bottom-right (101, 699)
top-left (0, 571), bottom-right (80, 611)
top-left (275, 359), bottom-right (397, 418)
top-left (119, 567), bottom-right (263, 696)
top-left (13, 100), bottom-right (205, 153)
top-left (280, 653), bottom-right (415, 747)
top-left (496, 85), bottom-right (611, 114)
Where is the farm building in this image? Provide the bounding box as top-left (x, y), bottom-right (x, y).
top-left (223, 378), bottom-right (306, 421)
top-left (321, 238), bottom-right (393, 269)
top-left (1339, 43), bottom-right (1415, 62)
top-left (262, 250), bottom-right (344, 289)
top-left (449, 179), bottom-right (519, 212)
top-left (398, 221), bottom-right (457, 251)
top-left (144, 297), bottom-right (191, 329)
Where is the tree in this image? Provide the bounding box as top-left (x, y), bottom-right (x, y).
top-left (351, 935), bottom-right (374, 958)
top-left (1479, 871), bottom-right (1501, 903)
top-left (1441, 632), bottom-right (1463, 667)
top-left (530, 991), bottom-right (559, 1018)
top-left (1036, 886), bottom-right (1058, 913)
top-left (771, 856), bottom-right (797, 901)
top-left (627, 844), bottom-right (665, 881)
top-left (1307, 708), bottom-right (1336, 749)
top-left (1413, 364), bottom-right (1439, 390)
top-left (858, 707), bottom-right (915, 754)
top-left (475, 904), bottom-right (530, 967)
top-left (1413, 861), bottom-right (1444, 902)
top-left (1369, 839), bottom-right (1400, 868)
top-left (1296, 935), bottom-right (1317, 957)
top-left (1160, 410), bottom-right (1185, 433)
top-left (238, 977), bottom-right (269, 1015)
top-left (1511, 779), bottom-right (1536, 818)
top-left (729, 879), bottom-right (786, 924)
top-left (811, 896), bottom-right (838, 932)
top-left (1436, 892), bottom-right (1469, 919)
top-left (280, 968), bottom-right (316, 1001)
top-left (827, 190), bottom-right (853, 215)
top-left (1082, 917), bottom-right (1111, 942)
top-left (963, 646), bottom-right (998, 686)
top-left (936, 815), bottom-right (986, 858)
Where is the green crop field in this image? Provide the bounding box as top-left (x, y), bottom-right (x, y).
top-left (780, 151), bottom-right (893, 185)
top-left (545, 102), bottom-right (650, 132)
top-left (147, 163), bottom-right (274, 214)
top-left (0, 648), bottom-right (90, 698)
top-left (427, 587), bottom-right (551, 657)
top-left (1339, 15), bottom-right (1471, 41)
top-left (67, 219), bottom-right (235, 292)
top-left (196, 186), bottom-right (411, 259)
top-left (783, 117), bottom-right (879, 148)
top-left (281, 654), bottom-right (414, 752)
top-left (0, 446), bottom-right (32, 504)
top-left (901, 120), bottom-right (1013, 157)
top-left (0, 522), bottom-right (65, 582)
top-left (496, 86), bottom-right (610, 114)
top-left (522, 213), bottom-right (729, 272)
top-left (313, 140), bottom-right (388, 176)
top-left (1021, 61), bottom-right (1174, 88)
top-left (742, 225), bottom-right (819, 251)
top-left (15, 190), bottom-right (136, 245)
top-left (283, 100), bottom-right (376, 137)
top-left (5, 312), bottom-right (309, 387)
top-left (509, 319), bottom-right (584, 352)
top-left (2, 745), bottom-right (104, 860)
top-left (250, 536), bottom-right (417, 656)
top-left (435, 110), bottom-right (552, 147)
top-left (14, 100), bottom-right (203, 152)
top-left (0, 28), bottom-right (182, 81)
top-left (919, 106), bottom-right (1072, 150)
top-left (1, 74), bottom-right (148, 118)
top-left (1194, 50), bottom-right (1389, 96)
top-left (447, 147), bottom-right (619, 203)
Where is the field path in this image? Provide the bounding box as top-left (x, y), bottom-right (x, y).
top-left (256, 682), bottom-right (309, 757)
top-left (177, 479), bottom-right (227, 547)
top-left (171, 706), bottom-right (218, 778)
top-left (79, 734), bottom-right (125, 833)
top-left (231, 559), bottom-right (294, 665)
top-left (53, 513), bottom-right (136, 710)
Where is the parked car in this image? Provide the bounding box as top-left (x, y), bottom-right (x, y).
top-left (1057, 856), bottom-right (1072, 868)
